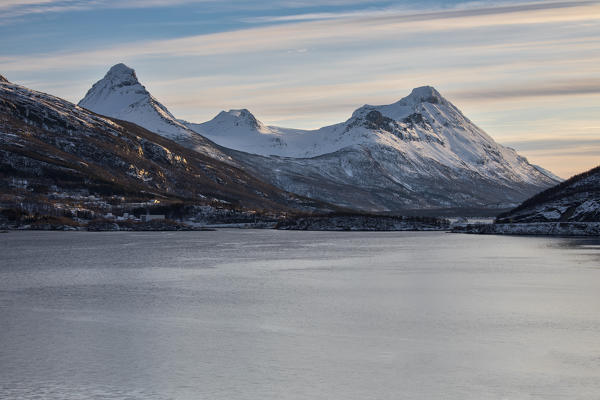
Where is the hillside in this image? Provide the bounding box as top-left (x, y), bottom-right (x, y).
top-left (0, 77), bottom-right (330, 226)
top-left (496, 165), bottom-right (600, 223)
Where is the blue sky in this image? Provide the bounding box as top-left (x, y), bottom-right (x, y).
top-left (1, 0), bottom-right (599, 178)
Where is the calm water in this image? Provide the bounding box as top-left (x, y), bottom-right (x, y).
top-left (1, 230), bottom-right (600, 400)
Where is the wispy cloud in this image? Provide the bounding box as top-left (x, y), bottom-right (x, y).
top-left (0, 0), bottom-right (58, 9)
top-left (244, 1), bottom-right (597, 24)
top-left (242, 8), bottom-right (393, 23)
top-left (0, 0), bottom-right (394, 21)
top-left (2, 0), bottom-right (598, 71)
top-left (0, 0), bottom-right (218, 20)
top-left (450, 79), bottom-right (600, 101)
top-left (505, 138), bottom-right (600, 151)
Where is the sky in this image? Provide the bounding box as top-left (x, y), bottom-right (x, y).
top-left (1, 0), bottom-right (599, 178)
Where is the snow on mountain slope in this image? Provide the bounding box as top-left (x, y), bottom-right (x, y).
top-left (79, 65), bottom-right (560, 211)
top-left (184, 86), bottom-right (557, 187)
top-left (182, 109), bottom-right (301, 156)
top-left (181, 107), bottom-right (376, 159)
top-left (198, 86), bottom-right (560, 210)
top-left (78, 64), bottom-right (230, 162)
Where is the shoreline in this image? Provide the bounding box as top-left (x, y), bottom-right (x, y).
top-left (452, 222), bottom-right (600, 237)
top-left (3, 219), bottom-right (599, 236)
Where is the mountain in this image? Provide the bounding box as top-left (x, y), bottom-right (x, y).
top-left (182, 109), bottom-right (315, 157)
top-left (496, 165), bottom-right (600, 223)
top-left (0, 76), bottom-right (329, 218)
top-left (80, 64), bottom-right (560, 212)
top-left (199, 87), bottom-right (560, 211)
top-left (78, 63), bottom-right (230, 161)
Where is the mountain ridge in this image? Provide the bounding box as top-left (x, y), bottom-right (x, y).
top-left (78, 63), bottom-right (560, 212)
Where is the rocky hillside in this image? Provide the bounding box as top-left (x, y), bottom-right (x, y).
top-left (0, 77), bottom-right (330, 220)
top-left (496, 165), bottom-right (600, 223)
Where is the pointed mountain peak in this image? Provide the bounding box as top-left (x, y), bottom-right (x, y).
top-left (212, 108), bottom-right (262, 130)
top-left (77, 63), bottom-right (192, 141)
top-left (351, 86), bottom-right (452, 120)
top-left (225, 108), bottom-right (253, 117)
top-left (0, 74), bottom-right (9, 83)
top-left (405, 85), bottom-right (445, 104)
top-left (102, 63), bottom-right (139, 87)
top-left (79, 63), bottom-right (149, 111)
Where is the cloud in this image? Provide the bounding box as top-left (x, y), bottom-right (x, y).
top-left (450, 79), bottom-right (600, 101)
top-left (0, 0), bottom-right (58, 9)
top-left (242, 8), bottom-right (393, 23)
top-left (504, 138), bottom-right (600, 151)
top-left (244, 0), bottom-right (597, 24)
top-left (505, 139), bottom-right (600, 179)
top-left (1, 0), bottom-right (598, 72)
top-left (0, 0), bottom-right (219, 20)
top-left (0, 0), bottom-right (407, 21)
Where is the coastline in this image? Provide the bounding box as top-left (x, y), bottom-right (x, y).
top-left (452, 222), bottom-right (600, 237)
top-left (4, 217), bottom-right (599, 236)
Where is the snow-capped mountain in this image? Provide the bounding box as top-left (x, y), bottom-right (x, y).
top-left (194, 86), bottom-right (560, 210)
top-left (496, 165), bottom-right (600, 223)
top-left (78, 64), bottom-right (230, 161)
top-left (181, 86), bottom-right (551, 186)
top-left (80, 64), bottom-right (560, 212)
top-left (182, 108), bottom-right (327, 157)
top-left (182, 109), bottom-right (301, 156)
top-left (186, 86), bottom-right (557, 186)
top-left (0, 76), bottom-right (327, 213)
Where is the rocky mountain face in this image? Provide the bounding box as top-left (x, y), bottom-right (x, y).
top-left (80, 64), bottom-right (560, 213)
top-left (0, 77), bottom-right (329, 220)
top-left (496, 165), bottom-right (600, 223)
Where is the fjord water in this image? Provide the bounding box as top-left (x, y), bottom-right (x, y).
top-left (1, 231), bottom-right (600, 399)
